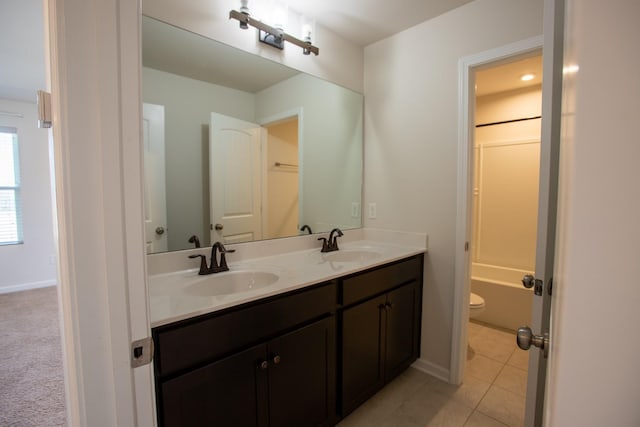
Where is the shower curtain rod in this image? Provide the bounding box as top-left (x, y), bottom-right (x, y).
top-left (475, 115), bottom-right (541, 128)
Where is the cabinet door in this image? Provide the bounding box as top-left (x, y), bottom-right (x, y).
top-left (268, 317), bottom-right (337, 427)
top-left (160, 343), bottom-right (268, 427)
top-left (340, 295), bottom-right (386, 415)
top-left (384, 281), bottom-right (418, 381)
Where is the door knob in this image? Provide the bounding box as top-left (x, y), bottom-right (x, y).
top-left (155, 226), bottom-right (165, 235)
top-left (522, 274), bottom-right (543, 296)
top-left (214, 223), bottom-right (224, 231)
top-left (522, 274), bottom-right (535, 289)
top-left (517, 326), bottom-right (549, 358)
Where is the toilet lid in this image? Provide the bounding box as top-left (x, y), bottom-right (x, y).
top-left (470, 293), bottom-right (485, 307)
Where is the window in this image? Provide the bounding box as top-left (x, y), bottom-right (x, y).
top-left (0, 126), bottom-right (23, 245)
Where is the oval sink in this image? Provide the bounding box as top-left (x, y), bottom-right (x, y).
top-left (185, 271), bottom-right (279, 297)
top-left (323, 250), bottom-right (381, 263)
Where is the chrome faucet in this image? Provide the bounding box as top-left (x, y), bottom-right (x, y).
top-left (188, 241), bottom-right (236, 275)
top-left (318, 228), bottom-right (343, 253)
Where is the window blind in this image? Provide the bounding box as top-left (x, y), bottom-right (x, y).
top-left (0, 126), bottom-right (23, 245)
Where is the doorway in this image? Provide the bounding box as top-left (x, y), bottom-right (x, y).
top-left (0, 1), bottom-right (66, 425)
top-left (264, 117), bottom-right (300, 239)
top-left (451, 35), bottom-right (546, 425)
top-left (465, 51), bottom-right (543, 426)
top-left (470, 53), bottom-right (542, 331)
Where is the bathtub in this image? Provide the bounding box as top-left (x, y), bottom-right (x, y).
top-left (470, 263), bottom-right (533, 331)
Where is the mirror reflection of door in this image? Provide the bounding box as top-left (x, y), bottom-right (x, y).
top-left (264, 118), bottom-right (299, 239)
top-left (142, 103), bottom-right (168, 253)
top-left (210, 113), bottom-right (264, 244)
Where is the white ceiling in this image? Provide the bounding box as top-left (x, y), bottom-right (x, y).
top-left (142, 16), bottom-right (299, 93)
top-left (3, 0), bottom-right (537, 101)
top-left (475, 54), bottom-right (543, 96)
top-left (0, 0), bottom-right (46, 102)
top-left (278, 0), bottom-right (474, 46)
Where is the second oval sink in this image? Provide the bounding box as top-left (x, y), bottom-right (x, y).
top-left (323, 250), bottom-right (381, 263)
top-left (185, 271), bottom-right (279, 297)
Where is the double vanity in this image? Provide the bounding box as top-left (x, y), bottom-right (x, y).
top-left (148, 230), bottom-right (427, 426)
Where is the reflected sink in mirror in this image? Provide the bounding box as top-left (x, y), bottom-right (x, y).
top-left (185, 271), bottom-right (279, 297)
top-left (323, 250), bottom-right (382, 263)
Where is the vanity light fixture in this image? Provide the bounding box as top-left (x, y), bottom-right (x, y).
top-left (229, 1), bottom-right (319, 56)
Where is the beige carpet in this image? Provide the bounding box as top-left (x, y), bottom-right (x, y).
top-left (0, 286), bottom-right (66, 427)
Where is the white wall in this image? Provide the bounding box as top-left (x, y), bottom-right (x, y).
top-left (256, 73), bottom-right (364, 233)
top-left (363, 0), bottom-right (543, 372)
top-left (142, 67), bottom-right (255, 251)
top-left (0, 99), bottom-right (56, 293)
top-left (546, 0), bottom-right (640, 424)
top-left (142, 0), bottom-right (364, 93)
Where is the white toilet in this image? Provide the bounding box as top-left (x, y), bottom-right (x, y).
top-left (469, 292), bottom-right (486, 318)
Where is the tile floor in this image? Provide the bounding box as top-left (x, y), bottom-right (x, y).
top-left (337, 321), bottom-right (529, 427)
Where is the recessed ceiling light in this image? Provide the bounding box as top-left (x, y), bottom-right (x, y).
top-left (521, 73), bottom-right (535, 82)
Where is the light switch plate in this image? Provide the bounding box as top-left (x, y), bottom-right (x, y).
top-left (368, 202), bottom-right (377, 219)
top-left (351, 202), bottom-right (361, 218)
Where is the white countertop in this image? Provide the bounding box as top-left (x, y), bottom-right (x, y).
top-left (149, 234), bottom-right (426, 328)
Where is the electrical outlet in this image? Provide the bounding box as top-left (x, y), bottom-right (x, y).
top-left (351, 202), bottom-right (361, 218)
top-left (368, 202), bottom-right (377, 219)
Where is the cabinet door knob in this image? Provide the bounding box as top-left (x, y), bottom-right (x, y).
top-left (386, 302), bottom-right (394, 309)
top-left (272, 355), bottom-right (281, 364)
top-left (259, 360), bottom-right (269, 370)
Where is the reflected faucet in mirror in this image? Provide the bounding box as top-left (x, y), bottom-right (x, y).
top-left (188, 235), bottom-right (201, 248)
top-left (188, 242), bottom-right (236, 275)
top-left (300, 225), bottom-right (312, 235)
top-left (318, 228), bottom-right (343, 253)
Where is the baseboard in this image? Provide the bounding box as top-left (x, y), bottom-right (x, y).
top-left (411, 358), bottom-right (451, 383)
top-left (0, 280), bottom-right (58, 294)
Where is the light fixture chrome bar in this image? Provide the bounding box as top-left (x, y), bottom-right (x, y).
top-left (229, 10), bottom-right (319, 56)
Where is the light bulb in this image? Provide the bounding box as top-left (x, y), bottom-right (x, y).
top-left (302, 24), bottom-right (312, 42)
top-left (239, 0), bottom-right (249, 29)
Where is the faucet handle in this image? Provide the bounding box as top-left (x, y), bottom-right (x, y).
top-left (188, 254), bottom-right (208, 275)
top-left (218, 245), bottom-right (235, 271)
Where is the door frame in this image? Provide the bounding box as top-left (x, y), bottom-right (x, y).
top-left (258, 108), bottom-right (304, 233)
top-left (451, 35), bottom-right (544, 385)
top-left (46, 0), bottom-right (156, 425)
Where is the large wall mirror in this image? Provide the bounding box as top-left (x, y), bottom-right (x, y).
top-left (141, 16), bottom-right (364, 253)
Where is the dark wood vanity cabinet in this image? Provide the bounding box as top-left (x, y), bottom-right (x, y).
top-left (153, 282), bottom-right (338, 427)
top-left (339, 256), bottom-right (423, 416)
top-left (160, 316), bottom-right (336, 427)
top-left (152, 253), bottom-right (423, 427)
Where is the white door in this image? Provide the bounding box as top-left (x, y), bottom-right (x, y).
top-left (520, 0), bottom-right (564, 424)
top-left (143, 103), bottom-right (168, 253)
top-left (210, 113), bottom-right (264, 244)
